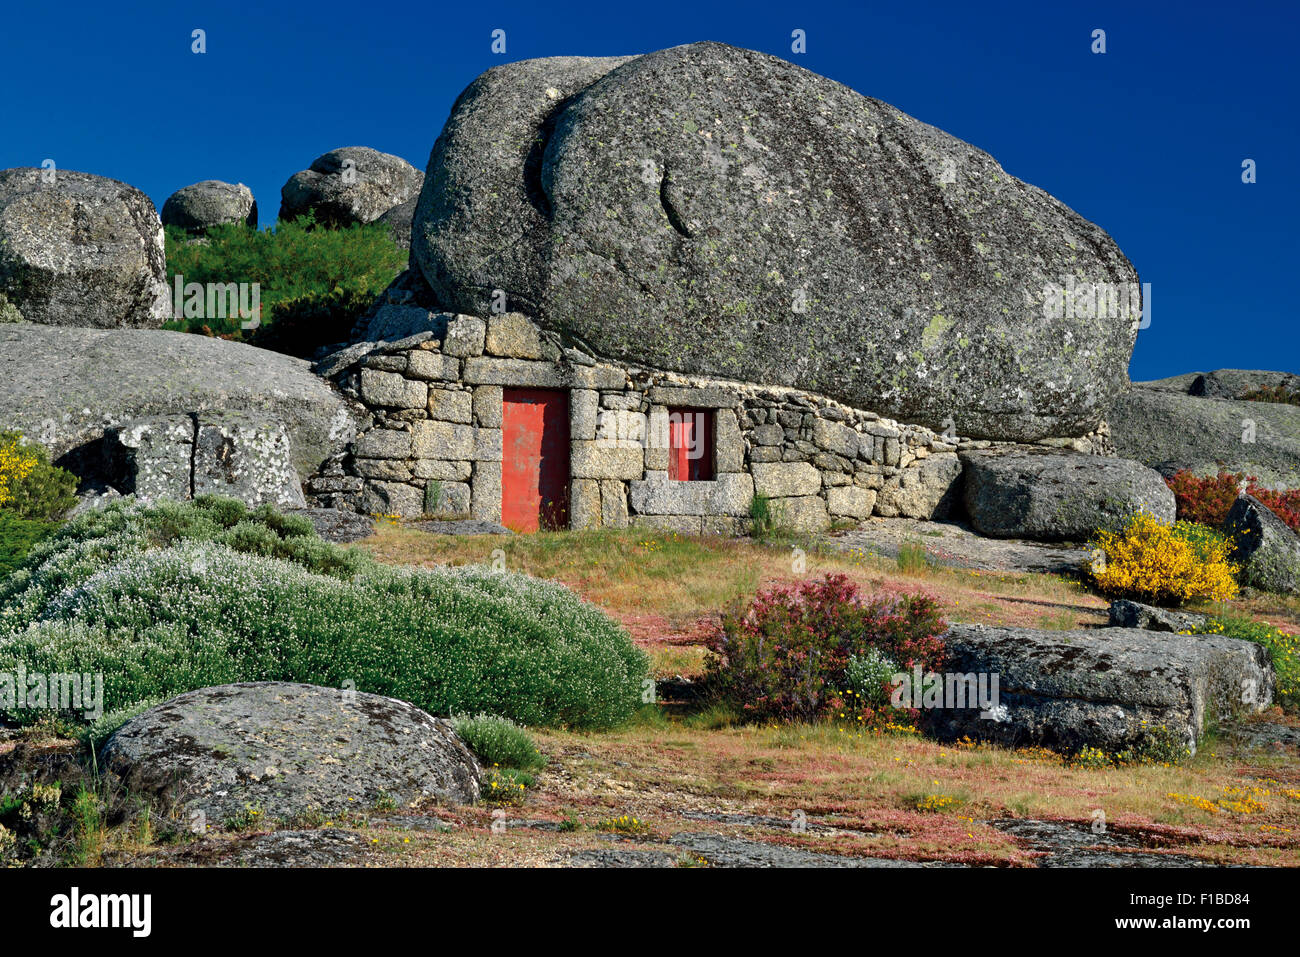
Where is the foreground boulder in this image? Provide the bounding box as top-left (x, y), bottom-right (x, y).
top-left (1109, 380), bottom-right (1300, 487)
top-left (413, 41), bottom-right (1139, 442)
top-left (0, 168), bottom-right (169, 328)
top-left (0, 324), bottom-right (358, 494)
top-left (280, 147), bottom-right (423, 227)
top-left (101, 683), bottom-right (481, 824)
top-left (1224, 494), bottom-right (1300, 595)
top-left (161, 180), bottom-right (257, 232)
top-left (960, 449), bottom-right (1174, 540)
top-left (926, 625), bottom-right (1274, 755)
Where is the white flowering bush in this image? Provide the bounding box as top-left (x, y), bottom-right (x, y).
top-left (0, 498), bottom-right (647, 729)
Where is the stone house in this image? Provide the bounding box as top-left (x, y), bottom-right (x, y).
top-left (310, 308), bottom-right (1102, 534)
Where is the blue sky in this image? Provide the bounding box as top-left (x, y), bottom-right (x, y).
top-left (2, 0), bottom-right (1295, 379)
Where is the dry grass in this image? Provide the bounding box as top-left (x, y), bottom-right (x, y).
top-left (359, 523), bottom-right (1113, 651)
top-left (312, 522), bottom-right (1300, 867)
top-left (299, 713), bottom-right (1300, 868)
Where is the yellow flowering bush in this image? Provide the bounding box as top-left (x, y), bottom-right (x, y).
top-left (1088, 512), bottom-right (1238, 605)
top-left (0, 435), bottom-right (36, 509)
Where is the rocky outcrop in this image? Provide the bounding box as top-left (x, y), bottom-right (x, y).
top-left (960, 449), bottom-right (1174, 541)
top-left (1224, 494), bottom-right (1300, 595)
top-left (926, 624), bottom-right (1275, 756)
top-left (279, 147), bottom-right (423, 227)
top-left (0, 168), bottom-right (169, 328)
top-left (0, 324), bottom-right (359, 496)
top-left (412, 41), bottom-right (1140, 442)
top-left (100, 683), bottom-right (482, 825)
top-left (1161, 369), bottom-right (1300, 400)
top-left (1109, 379), bottom-right (1300, 488)
top-left (161, 180), bottom-right (257, 232)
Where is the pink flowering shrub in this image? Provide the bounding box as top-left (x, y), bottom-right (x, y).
top-left (703, 573), bottom-right (947, 723)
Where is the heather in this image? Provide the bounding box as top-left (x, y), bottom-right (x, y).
top-left (703, 573), bottom-right (947, 724)
top-left (1167, 469), bottom-right (1300, 533)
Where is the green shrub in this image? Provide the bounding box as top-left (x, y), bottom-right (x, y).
top-left (748, 493), bottom-right (783, 538)
top-left (163, 213), bottom-right (405, 355)
top-left (451, 713), bottom-right (545, 771)
top-left (1193, 614), bottom-right (1299, 714)
top-left (247, 286), bottom-right (378, 358)
top-left (0, 512), bottom-right (58, 577)
top-left (0, 498), bottom-right (647, 730)
top-left (896, 542), bottom-right (930, 574)
top-left (0, 292), bottom-right (22, 323)
top-left (0, 431), bottom-right (78, 521)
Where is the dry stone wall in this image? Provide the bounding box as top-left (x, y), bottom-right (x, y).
top-left (314, 311), bottom-right (1112, 533)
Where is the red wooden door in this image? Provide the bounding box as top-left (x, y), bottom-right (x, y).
top-left (668, 408), bottom-right (715, 481)
top-left (502, 388), bottom-right (570, 532)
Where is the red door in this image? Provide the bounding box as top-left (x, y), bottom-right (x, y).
top-left (668, 408), bottom-right (715, 481)
top-left (502, 388), bottom-right (570, 532)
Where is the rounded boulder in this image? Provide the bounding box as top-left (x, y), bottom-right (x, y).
top-left (279, 146), bottom-right (424, 227)
top-left (413, 42), bottom-right (1140, 441)
top-left (100, 682), bottom-right (482, 824)
top-left (0, 168), bottom-right (170, 328)
top-left (161, 180), bottom-right (257, 232)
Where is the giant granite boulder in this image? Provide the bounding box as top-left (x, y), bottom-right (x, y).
top-left (926, 624), bottom-right (1274, 756)
top-left (1109, 376), bottom-right (1300, 487)
top-left (279, 147), bottom-right (424, 227)
top-left (412, 41), bottom-right (1140, 441)
top-left (960, 448), bottom-right (1175, 540)
top-left (161, 180), bottom-right (257, 232)
top-left (101, 683), bottom-right (482, 823)
top-left (1223, 493), bottom-right (1300, 595)
top-left (0, 168), bottom-right (170, 328)
top-left (0, 324), bottom-right (359, 492)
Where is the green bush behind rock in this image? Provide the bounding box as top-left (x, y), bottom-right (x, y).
top-left (163, 212), bottom-right (405, 356)
top-left (0, 497), bottom-right (648, 729)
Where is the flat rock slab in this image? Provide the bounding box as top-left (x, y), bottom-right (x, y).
top-left (929, 625), bottom-right (1276, 755)
top-left (1223, 720), bottom-right (1300, 752)
top-left (407, 519), bottom-right (513, 536)
top-left (564, 847), bottom-right (680, 868)
top-left (1108, 599), bottom-right (1209, 633)
top-left (100, 682), bottom-right (481, 826)
top-left (668, 832), bottom-right (953, 868)
top-left (830, 518), bottom-right (1091, 575)
top-left (0, 324), bottom-right (356, 479)
top-left (990, 819), bottom-right (1218, 868)
top-left (147, 828), bottom-right (371, 868)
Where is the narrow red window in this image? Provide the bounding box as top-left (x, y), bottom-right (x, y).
top-left (667, 407), bottom-right (715, 481)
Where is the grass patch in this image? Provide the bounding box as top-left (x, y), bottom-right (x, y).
top-left (451, 714), bottom-right (545, 771)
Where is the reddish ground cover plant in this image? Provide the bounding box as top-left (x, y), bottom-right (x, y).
top-left (1166, 470), bottom-right (1300, 533)
top-left (703, 573), bottom-right (947, 724)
